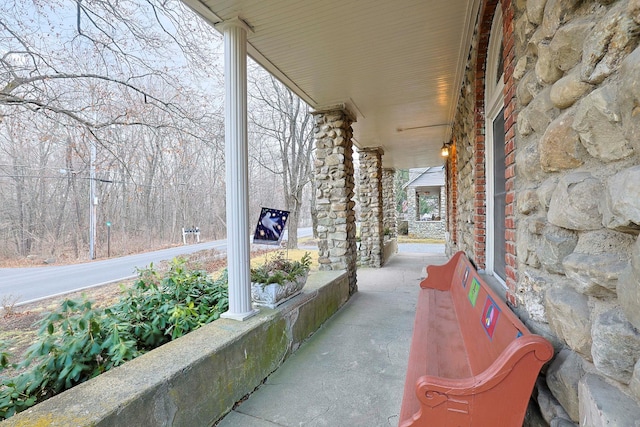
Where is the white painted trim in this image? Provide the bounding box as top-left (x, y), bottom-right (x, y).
top-left (182, 0), bottom-right (319, 109)
top-left (485, 6), bottom-right (504, 114)
top-left (484, 4), bottom-right (506, 288)
top-left (215, 16), bottom-right (254, 34)
top-left (181, 0), bottom-right (224, 27)
top-left (220, 19), bottom-right (258, 321)
top-left (447, 0), bottom-right (482, 143)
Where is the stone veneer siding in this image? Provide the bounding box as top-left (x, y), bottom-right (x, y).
top-left (382, 168), bottom-right (397, 238)
top-left (449, 0), bottom-right (640, 424)
top-left (312, 108), bottom-right (357, 294)
top-left (445, 144), bottom-right (458, 245)
top-left (408, 220), bottom-right (445, 240)
top-left (358, 148), bottom-right (384, 268)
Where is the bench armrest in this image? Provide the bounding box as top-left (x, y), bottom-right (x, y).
top-left (414, 335), bottom-right (553, 401)
top-left (398, 337), bottom-right (553, 426)
top-left (419, 251), bottom-right (464, 291)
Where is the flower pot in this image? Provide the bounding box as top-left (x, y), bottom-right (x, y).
top-left (251, 272), bottom-right (308, 309)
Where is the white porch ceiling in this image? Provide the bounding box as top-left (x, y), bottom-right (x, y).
top-left (183, 0), bottom-right (480, 169)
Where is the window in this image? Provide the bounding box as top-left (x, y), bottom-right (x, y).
top-left (485, 4), bottom-right (506, 284)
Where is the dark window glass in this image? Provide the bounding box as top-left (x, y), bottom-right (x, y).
top-left (496, 44), bottom-right (504, 85)
top-left (493, 107), bottom-right (506, 281)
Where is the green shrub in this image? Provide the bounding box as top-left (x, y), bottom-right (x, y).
top-left (0, 341), bottom-right (36, 419)
top-left (398, 220), bottom-right (409, 235)
top-left (110, 259), bottom-right (229, 349)
top-left (0, 258), bottom-right (228, 421)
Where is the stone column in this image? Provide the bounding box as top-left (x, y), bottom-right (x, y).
top-left (407, 186), bottom-right (418, 236)
top-left (439, 185), bottom-right (447, 221)
top-left (358, 148), bottom-right (384, 267)
top-left (383, 168), bottom-right (397, 237)
top-left (312, 107), bottom-right (357, 294)
top-left (219, 18), bottom-right (257, 321)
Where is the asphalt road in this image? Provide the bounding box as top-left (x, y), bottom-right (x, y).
top-left (0, 227), bottom-right (313, 306)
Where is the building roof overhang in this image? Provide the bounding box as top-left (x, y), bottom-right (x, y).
top-left (182, 0), bottom-right (480, 169)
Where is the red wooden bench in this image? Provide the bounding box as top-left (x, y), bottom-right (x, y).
top-left (399, 251), bottom-right (554, 426)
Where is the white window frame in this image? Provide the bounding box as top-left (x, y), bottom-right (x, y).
top-left (485, 4), bottom-right (506, 287)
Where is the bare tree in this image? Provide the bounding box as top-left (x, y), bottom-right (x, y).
top-left (0, 0), bottom-right (228, 259)
top-left (249, 70), bottom-right (315, 249)
top-left (0, 0), bottom-right (219, 130)
top-left (0, 0), bottom-right (307, 261)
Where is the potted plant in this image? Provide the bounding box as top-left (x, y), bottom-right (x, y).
top-left (250, 252), bottom-right (312, 308)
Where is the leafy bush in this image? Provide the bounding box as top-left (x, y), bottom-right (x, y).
top-left (110, 259), bottom-right (229, 349)
top-left (0, 258), bottom-right (228, 420)
top-left (398, 220), bottom-right (409, 235)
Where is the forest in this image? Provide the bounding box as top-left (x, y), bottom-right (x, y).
top-left (0, 0), bottom-right (316, 261)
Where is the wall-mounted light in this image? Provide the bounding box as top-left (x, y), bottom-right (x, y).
top-left (440, 142), bottom-right (450, 158)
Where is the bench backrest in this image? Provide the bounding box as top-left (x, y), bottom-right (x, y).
top-left (422, 252), bottom-right (530, 376)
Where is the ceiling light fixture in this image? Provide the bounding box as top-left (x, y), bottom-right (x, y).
top-left (440, 142), bottom-right (450, 158)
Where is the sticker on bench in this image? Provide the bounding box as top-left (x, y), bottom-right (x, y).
top-left (462, 267), bottom-right (470, 288)
top-left (482, 296), bottom-right (501, 339)
top-left (468, 277), bottom-right (480, 306)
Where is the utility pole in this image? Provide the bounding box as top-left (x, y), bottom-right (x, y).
top-left (89, 139), bottom-right (97, 260)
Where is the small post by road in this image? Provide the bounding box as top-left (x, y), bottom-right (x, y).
top-left (182, 226), bottom-right (200, 245)
top-left (106, 221), bottom-right (112, 258)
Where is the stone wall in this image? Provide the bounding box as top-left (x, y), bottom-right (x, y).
top-left (406, 187), bottom-right (417, 225)
top-left (358, 148), bottom-right (384, 267)
top-left (313, 108), bottom-right (358, 294)
top-left (408, 220), bottom-right (445, 240)
top-left (3, 271), bottom-right (350, 427)
top-left (445, 146), bottom-right (459, 245)
top-left (448, 23), bottom-right (479, 259)
top-left (449, 0), bottom-right (640, 424)
top-left (513, 0), bottom-right (640, 424)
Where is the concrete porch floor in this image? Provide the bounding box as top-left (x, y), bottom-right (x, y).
top-left (216, 251), bottom-right (448, 427)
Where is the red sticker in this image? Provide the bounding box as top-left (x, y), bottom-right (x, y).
top-left (482, 296), bottom-right (501, 339)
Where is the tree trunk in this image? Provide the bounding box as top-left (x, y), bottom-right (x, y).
top-left (286, 202), bottom-right (299, 249)
top-left (310, 176), bottom-right (318, 239)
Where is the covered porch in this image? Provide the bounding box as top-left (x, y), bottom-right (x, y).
top-left (181, 0), bottom-right (640, 424)
top-left (1, 250), bottom-right (447, 426)
top-left (216, 251), bottom-right (447, 426)
top-left (6, 0), bottom-right (640, 423)
top-left (181, 0), bottom-right (479, 322)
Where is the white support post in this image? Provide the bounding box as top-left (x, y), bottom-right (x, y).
top-left (219, 17), bottom-right (257, 321)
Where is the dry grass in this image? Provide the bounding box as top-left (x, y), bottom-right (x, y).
top-left (397, 236), bottom-right (445, 244)
top-left (249, 248), bottom-right (319, 270)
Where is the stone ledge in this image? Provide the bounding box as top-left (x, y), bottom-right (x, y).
top-left (3, 270), bottom-right (350, 427)
top-left (383, 237), bottom-right (398, 265)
